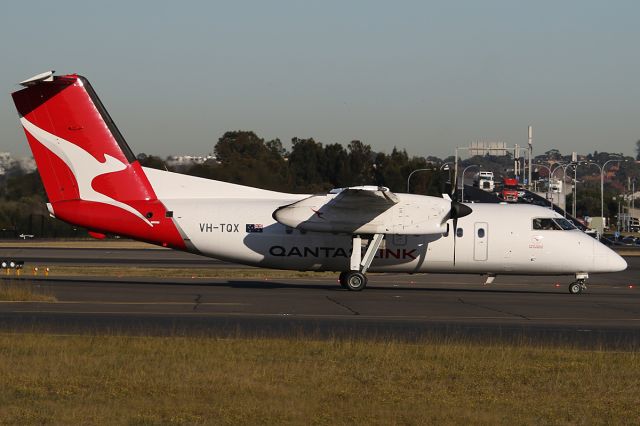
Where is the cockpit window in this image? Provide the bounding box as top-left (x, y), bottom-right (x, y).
top-left (532, 218), bottom-right (576, 230)
top-left (554, 218), bottom-right (577, 230)
top-left (533, 218), bottom-right (561, 230)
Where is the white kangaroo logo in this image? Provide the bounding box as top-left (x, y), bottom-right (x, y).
top-left (20, 117), bottom-right (153, 227)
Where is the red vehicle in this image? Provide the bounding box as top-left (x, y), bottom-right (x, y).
top-left (501, 178), bottom-right (519, 202)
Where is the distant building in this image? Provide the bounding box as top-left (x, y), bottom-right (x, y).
top-left (165, 154), bottom-right (217, 168)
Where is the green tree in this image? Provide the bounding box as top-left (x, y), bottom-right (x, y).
top-left (215, 131), bottom-right (289, 190)
top-left (288, 137), bottom-right (327, 192)
top-left (136, 153), bottom-right (167, 171)
top-left (322, 143), bottom-right (350, 187)
top-left (347, 140), bottom-right (373, 186)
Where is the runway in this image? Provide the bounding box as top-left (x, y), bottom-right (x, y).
top-left (1, 256), bottom-right (639, 348)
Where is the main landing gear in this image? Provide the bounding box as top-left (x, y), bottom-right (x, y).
top-left (339, 234), bottom-right (384, 291)
top-left (568, 273), bottom-right (589, 294)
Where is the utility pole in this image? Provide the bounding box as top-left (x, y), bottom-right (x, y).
top-left (633, 179), bottom-right (636, 217)
top-left (454, 147), bottom-right (459, 194)
top-left (574, 166), bottom-right (578, 218)
top-left (528, 125), bottom-right (533, 190)
top-left (514, 144), bottom-right (520, 180)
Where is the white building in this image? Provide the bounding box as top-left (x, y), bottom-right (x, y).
top-left (165, 154), bottom-right (217, 168)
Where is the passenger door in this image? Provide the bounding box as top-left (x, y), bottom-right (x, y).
top-left (474, 222), bottom-right (488, 261)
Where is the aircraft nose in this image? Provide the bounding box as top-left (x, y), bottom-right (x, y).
top-left (609, 251), bottom-right (628, 272)
top-left (592, 240), bottom-right (627, 272)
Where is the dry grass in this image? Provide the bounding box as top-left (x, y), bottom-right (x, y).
top-left (45, 266), bottom-right (338, 279)
top-left (0, 333), bottom-right (638, 425)
top-left (0, 280), bottom-right (56, 302)
top-left (0, 239), bottom-right (159, 249)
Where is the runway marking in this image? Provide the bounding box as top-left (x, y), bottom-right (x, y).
top-left (457, 297), bottom-right (531, 320)
top-left (325, 296), bottom-right (359, 315)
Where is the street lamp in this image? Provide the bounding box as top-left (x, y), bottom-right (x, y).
top-left (533, 163), bottom-right (553, 209)
top-left (557, 162), bottom-right (576, 217)
top-left (406, 168), bottom-right (434, 193)
top-left (460, 164), bottom-right (481, 203)
top-left (579, 156), bottom-right (623, 222)
top-left (406, 162), bottom-right (455, 193)
top-left (600, 157), bottom-right (623, 220)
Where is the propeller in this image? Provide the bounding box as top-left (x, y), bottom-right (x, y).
top-left (440, 165), bottom-right (472, 265)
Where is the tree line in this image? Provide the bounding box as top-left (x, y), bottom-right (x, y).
top-left (0, 130), bottom-right (638, 237)
top-left (139, 131), bottom-right (448, 195)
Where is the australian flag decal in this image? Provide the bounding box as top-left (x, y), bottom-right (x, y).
top-left (246, 224), bottom-right (264, 233)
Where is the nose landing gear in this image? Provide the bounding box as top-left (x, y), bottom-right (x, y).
top-left (568, 273), bottom-right (589, 294)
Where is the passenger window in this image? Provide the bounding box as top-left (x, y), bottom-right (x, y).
top-left (456, 228), bottom-right (463, 238)
top-left (477, 228), bottom-right (485, 238)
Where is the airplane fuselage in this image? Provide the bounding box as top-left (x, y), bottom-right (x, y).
top-left (146, 169), bottom-right (624, 276)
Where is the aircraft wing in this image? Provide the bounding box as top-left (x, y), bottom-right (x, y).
top-left (274, 186), bottom-right (416, 234)
top-left (328, 186), bottom-right (399, 209)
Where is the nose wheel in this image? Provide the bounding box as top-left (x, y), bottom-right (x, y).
top-left (568, 279), bottom-right (587, 294)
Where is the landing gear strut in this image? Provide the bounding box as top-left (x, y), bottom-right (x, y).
top-left (568, 273), bottom-right (588, 294)
top-left (339, 234), bottom-right (384, 291)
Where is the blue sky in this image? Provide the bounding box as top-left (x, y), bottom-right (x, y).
top-left (1, 0), bottom-right (638, 159)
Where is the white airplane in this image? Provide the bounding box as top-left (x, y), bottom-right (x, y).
top-left (11, 71), bottom-right (627, 294)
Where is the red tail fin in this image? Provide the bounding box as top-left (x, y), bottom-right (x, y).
top-left (11, 71), bottom-right (185, 249)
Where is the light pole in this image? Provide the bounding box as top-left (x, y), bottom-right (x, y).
top-left (599, 157), bottom-right (623, 221)
top-left (580, 161), bottom-right (604, 220)
top-left (559, 163), bottom-right (575, 217)
top-left (549, 162), bottom-right (568, 208)
top-left (572, 164), bottom-right (580, 217)
top-left (460, 164), bottom-right (481, 203)
top-left (533, 163), bottom-right (553, 209)
top-left (406, 168), bottom-right (434, 193)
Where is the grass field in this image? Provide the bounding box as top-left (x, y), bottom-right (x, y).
top-left (0, 239), bottom-right (159, 249)
top-left (39, 265), bottom-right (337, 280)
top-left (0, 280), bottom-right (56, 302)
top-left (0, 333), bottom-right (638, 425)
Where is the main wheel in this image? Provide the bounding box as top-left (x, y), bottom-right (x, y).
top-left (568, 281), bottom-right (583, 294)
top-left (344, 271), bottom-right (367, 291)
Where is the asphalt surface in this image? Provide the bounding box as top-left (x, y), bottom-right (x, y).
top-left (0, 252), bottom-right (638, 348)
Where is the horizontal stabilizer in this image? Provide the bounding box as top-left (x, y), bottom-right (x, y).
top-left (19, 70), bottom-right (55, 87)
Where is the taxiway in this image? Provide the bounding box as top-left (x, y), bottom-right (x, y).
top-left (0, 256), bottom-right (638, 348)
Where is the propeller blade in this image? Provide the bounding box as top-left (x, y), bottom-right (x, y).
top-left (451, 201), bottom-right (472, 220)
top-left (453, 215), bottom-right (458, 266)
